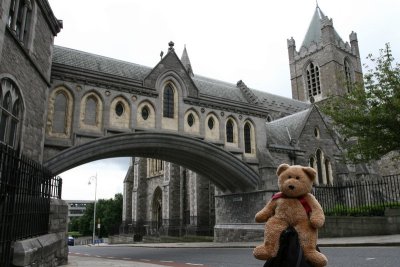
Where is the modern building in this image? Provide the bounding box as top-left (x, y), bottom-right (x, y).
top-left (65, 200), bottom-right (94, 222)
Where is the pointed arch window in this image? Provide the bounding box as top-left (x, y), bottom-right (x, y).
top-left (163, 84), bottom-right (174, 118)
top-left (52, 92), bottom-right (67, 134)
top-left (8, 0), bottom-right (33, 44)
top-left (316, 149), bottom-right (324, 184)
top-left (344, 59), bottom-right (353, 93)
top-left (306, 62), bottom-right (321, 98)
top-left (0, 79), bottom-right (22, 148)
top-left (244, 122), bottom-right (252, 153)
top-left (226, 120), bottom-right (234, 143)
top-left (85, 96), bottom-right (97, 125)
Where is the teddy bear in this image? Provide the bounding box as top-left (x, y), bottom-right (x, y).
top-left (253, 163), bottom-right (328, 267)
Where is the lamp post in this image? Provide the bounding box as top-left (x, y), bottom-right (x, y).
top-left (88, 174), bottom-right (97, 245)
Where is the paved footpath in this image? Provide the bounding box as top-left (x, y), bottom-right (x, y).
top-left (62, 234), bottom-right (400, 266)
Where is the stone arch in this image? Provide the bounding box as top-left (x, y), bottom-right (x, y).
top-left (46, 86), bottom-right (74, 138)
top-left (109, 95), bottom-right (130, 129)
top-left (205, 112), bottom-right (220, 141)
top-left (155, 70), bottom-right (188, 98)
top-left (137, 100), bottom-right (156, 129)
top-left (43, 132), bottom-right (259, 193)
top-left (79, 91), bottom-right (103, 131)
top-left (225, 116), bottom-right (238, 147)
top-left (184, 108), bottom-right (200, 134)
top-left (243, 119), bottom-right (256, 156)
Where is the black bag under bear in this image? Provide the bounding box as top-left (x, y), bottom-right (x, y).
top-left (263, 227), bottom-right (317, 267)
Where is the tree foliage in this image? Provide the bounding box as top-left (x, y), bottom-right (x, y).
top-left (68, 193), bottom-right (123, 237)
top-left (322, 43), bottom-right (400, 162)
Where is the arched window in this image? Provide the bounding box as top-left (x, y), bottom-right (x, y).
top-left (306, 62), bottom-right (321, 98)
top-left (344, 59), bottom-right (353, 93)
top-left (115, 102), bottom-right (124, 117)
top-left (85, 96), bottom-right (97, 125)
top-left (187, 113), bottom-right (194, 127)
top-left (0, 79), bottom-right (22, 148)
top-left (8, 0), bottom-right (33, 44)
top-left (316, 149), bottom-right (324, 184)
top-left (325, 159), bottom-right (333, 185)
top-left (152, 187), bottom-right (163, 230)
top-left (244, 122), bottom-right (252, 153)
top-left (226, 120), bottom-right (234, 143)
top-left (208, 117), bottom-right (214, 130)
top-left (163, 84), bottom-right (174, 118)
top-left (52, 92), bottom-right (67, 133)
top-left (141, 106), bottom-right (149, 120)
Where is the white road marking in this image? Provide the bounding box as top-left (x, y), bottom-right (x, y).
top-left (366, 258), bottom-right (376, 261)
top-left (186, 263), bottom-right (204, 266)
top-left (160, 260), bottom-right (174, 263)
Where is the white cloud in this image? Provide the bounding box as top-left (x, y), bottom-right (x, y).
top-left (60, 158), bottom-right (130, 200)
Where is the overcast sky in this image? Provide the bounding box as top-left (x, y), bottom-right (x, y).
top-left (48, 0), bottom-right (400, 200)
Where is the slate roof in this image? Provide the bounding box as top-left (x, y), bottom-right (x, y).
top-left (52, 46), bottom-right (152, 81)
top-left (52, 45), bottom-right (309, 113)
top-left (301, 6), bottom-right (344, 48)
top-left (266, 107), bottom-right (313, 146)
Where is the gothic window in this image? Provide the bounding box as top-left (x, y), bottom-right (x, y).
top-left (152, 187), bottom-right (163, 230)
top-left (344, 59), bottom-right (353, 93)
top-left (314, 127), bottom-right (320, 139)
top-left (187, 113), bottom-right (194, 127)
top-left (226, 119), bottom-right (234, 143)
top-left (208, 117), bottom-right (214, 130)
top-left (0, 79), bottom-right (22, 148)
top-left (52, 92), bottom-right (67, 133)
top-left (244, 122), bottom-right (252, 153)
top-left (115, 101), bottom-right (124, 116)
top-left (316, 149), bottom-right (323, 184)
top-left (8, 0), bottom-right (33, 44)
top-left (84, 96), bottom-right (97, 125)
top-left (147, 158), bottom-right (164, 177)
top-left (141, 106), bottom-right (149, 120)
top-left (306, 62), bottom-right (321, 98)
top-left (163, 84), bottom-right (174, 118)
top-left (325, 158), bottom-right (333, 185)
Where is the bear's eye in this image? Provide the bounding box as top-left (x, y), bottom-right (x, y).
top-left (296, 176), bottom-right (300, 180)
top-left (288, 175), bottom-right (292, 179)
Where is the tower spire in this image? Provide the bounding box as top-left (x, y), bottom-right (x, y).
top-left (181, 44), bottom-right (194, 77)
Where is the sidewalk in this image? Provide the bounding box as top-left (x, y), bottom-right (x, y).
top-left (63, 234), bottom-right (400, 266)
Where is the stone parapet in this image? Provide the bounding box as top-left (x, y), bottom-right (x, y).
top-left (12, 199), bottom-right (68, 267)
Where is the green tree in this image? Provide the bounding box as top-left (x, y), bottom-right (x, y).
top-left (322, 43), bottom-right (400, 162)
top-left (72, 193), bottom-right (123, 237)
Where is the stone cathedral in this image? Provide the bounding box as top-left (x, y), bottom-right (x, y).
top-left (120, 6), bottom-right (375, 238)
top-left (0, 0), bottom-right (386, 242)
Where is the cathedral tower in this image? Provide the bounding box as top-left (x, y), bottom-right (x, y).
top-left (288, 5), bottom-right (363, 103)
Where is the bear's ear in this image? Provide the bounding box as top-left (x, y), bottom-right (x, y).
top-left (277, 164), bottom-right (290, 176)
top-left (302, 167), bottom-right (317, 181)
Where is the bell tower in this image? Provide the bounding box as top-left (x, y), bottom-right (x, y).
top-left (288, 5), bottom-right (363, 103)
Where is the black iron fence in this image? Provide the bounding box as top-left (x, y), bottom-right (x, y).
top-left (0, 143), bottom-right (62, 267)
top-left (314, 174), bottom-right (400, 216)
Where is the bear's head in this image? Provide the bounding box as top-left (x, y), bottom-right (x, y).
top-left (276, 163), bottom-right (316, 198)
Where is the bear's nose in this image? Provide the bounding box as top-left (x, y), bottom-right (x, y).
top-left (288, 185), bottom-right (295, 190)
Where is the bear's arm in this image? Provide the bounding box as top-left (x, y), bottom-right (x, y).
top-left (255, 199), bottom-right (277, 223)
top-left (306, 193), bottom-right (325, 229)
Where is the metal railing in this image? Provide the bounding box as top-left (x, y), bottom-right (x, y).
top-left (314, 174), bottom-right (400, 216)
top-left (0, 143), bottom-right (62, 266)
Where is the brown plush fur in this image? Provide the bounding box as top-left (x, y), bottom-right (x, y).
top-left (253, 164), bottom-right (328, 267)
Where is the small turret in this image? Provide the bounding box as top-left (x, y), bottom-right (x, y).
top-left (181, 45), bottom-right (194, 77)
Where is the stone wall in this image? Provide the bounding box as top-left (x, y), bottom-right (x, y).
top-left (12, 199), bottom-right (68, 267)
top-left (215, 207), bottom-right (400, 242)
top-left (319, 208), bottom-right (400, 237)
